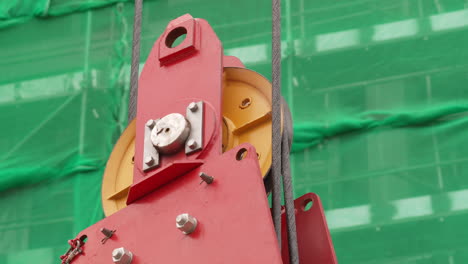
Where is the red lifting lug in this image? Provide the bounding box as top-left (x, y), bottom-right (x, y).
top-left (158, 14), bottom-right (200, 65)
top-left (130, 14), bottom-right (223, 203)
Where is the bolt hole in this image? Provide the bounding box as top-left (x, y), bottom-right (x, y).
top-left (79, 235), bottom-right (88, 243)
top-left (236, 148), bottom-right (248, 161)
top-left (239, 97), bottom-right (252, 109)
top-left (302, 198), bottom-right (313, 211)
top-left (165, 27), bottom-right (187, 48)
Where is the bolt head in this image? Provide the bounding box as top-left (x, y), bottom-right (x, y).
top-left (146, 119), bottom-right (155, 128)
top-left (188, 102), bottom-right (198, 112)
top-left (112, 248), bottom-right (123, 259)
top-left (176, 214), bottom-right (187, 225)
top-left (176, 213), bottom-right (198, 235)
top-left (187, 139), bottom-right (197, 149)
top-left (144, 156), bottom-right (154, 165)
top-left (112, 247), bottom-right (133, 264)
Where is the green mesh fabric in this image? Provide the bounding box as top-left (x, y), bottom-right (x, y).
top-left (0, 0), bottom-right (133, 28)
top-left (1, 1), bottom-right (468, 263)
top-left (292, 103), bottom-right (468, 153)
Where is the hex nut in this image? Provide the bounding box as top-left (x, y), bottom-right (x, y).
top-left (187, 139), bottom-right (197, 150)
top-left (112, 247), bottom-right (133, 264)
top-left (176, 213), bottom-right (198, 235)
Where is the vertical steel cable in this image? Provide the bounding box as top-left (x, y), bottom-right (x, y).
top-left (271, 0), bottom-right (283, 247)
top-left (128, 0), bottom-right (142, 121)
top-left (282, 131), bottom-right (299, 264)
top-left (273, 0), bottom-right (299, 261)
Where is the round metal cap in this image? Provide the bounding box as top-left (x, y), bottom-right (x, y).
top-left (150, 113), bottom-right (190, 154)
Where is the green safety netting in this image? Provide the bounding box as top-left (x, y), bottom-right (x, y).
top-left (0, 0), bottom-right (133, 28)
top-left (1, 0), bottom-right (468, 263)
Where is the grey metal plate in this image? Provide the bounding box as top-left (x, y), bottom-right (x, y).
top-left (143, 120), bottom-right (160, 171)
top-left (185, 101), bottom-right (204, 154)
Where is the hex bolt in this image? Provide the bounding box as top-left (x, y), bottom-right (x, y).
top-left (112, 247), bottom-right (133, 264)
top-left (176, 213), bottom-right (198, 235)
top-left (144, 156), bottom-right (154, 165)
top-left (187, 139), bottom-right (197, 150)
top-left (112, 249), bottom-right (122, 259)
top-left (199, 172), bottom-right (214, 184)
top-left (188, 102), bottom-right (198, 112)
top-left (146, 119), bottom-right (156, 128)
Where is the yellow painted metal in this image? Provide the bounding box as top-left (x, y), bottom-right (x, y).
top-left (102, 68), bottom-right (277, 216)
top-left (101, 120), bottom-right (135, 216)
top-left (222, 68), bottom-right (274, 177)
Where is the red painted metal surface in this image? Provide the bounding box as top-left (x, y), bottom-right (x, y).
top-left (72, 144), bottom-right (282, 264)
top-left (132, 14), bottom-right (224, 194)
top-left (223, 55), bottom-right (245, 68)
top-left (126, 160), bottom-right (203, 204)
top-left (158, 16), bottom-right (199, 66)
top-left (281, 193), bottom-right (338, 264)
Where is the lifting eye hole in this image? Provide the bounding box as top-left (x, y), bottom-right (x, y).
top-left (302, 198), bottom-right (313, 211)
top-left (165, 27), bottom-right (187, 48)
top-left (236, 148), bottom-right (248, 161)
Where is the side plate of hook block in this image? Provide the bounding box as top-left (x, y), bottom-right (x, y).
top-left (143, 122), bottom-right (160, 172)
top-left (281, 193), bottom-right (338, 264)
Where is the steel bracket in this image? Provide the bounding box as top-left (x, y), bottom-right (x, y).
top-left (127, 160), bottom-right (203, 204)
top-left (185, 101), bottom-right (204, 154)
top-left (142, 120), bottom-right (160, 172)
